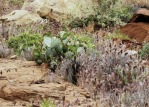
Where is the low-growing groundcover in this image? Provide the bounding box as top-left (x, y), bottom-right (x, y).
top-left (7, 32), bottom-right (43, 55)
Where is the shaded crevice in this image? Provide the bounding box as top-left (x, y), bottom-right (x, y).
top-left (131, 14), bottom-right (149, 23)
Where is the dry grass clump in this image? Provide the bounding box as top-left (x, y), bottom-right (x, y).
top-left (120, 81), bottom-right (149, 107)
top-left (77, 35), bottom-right (149, 106)
top-left (0, 42), bottom-right (12, 58)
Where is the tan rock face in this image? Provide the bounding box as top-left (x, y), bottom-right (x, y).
top-left (120, 8), bottom-right (149, 43)
top-left (0, 59), bottom-right (94, 106)
top-left (22, 0), bottom-right (98, 16)
top-left (0, 0), bottom-right (98, 25)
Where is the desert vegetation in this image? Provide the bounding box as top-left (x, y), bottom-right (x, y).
top-left (0, 0), bottom-right (149, 107)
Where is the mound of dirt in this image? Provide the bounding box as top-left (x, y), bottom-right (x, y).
top-left (120, 8), bottom-right (149, 43)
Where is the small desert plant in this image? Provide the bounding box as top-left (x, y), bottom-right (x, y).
top-left (105, 30), bottom-right (130, 40)
top-left (139, 43), bottom-right (149, 59)
top-left (56, 59), bottom-right (80, 84)
top-left (41, 98), bottom-right (56, 107)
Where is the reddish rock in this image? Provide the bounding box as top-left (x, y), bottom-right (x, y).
top-left (120, 8), bottom-right (149, 42)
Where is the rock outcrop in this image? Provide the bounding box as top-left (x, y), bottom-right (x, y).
top-left (0, 0), bottom-right (98, 25)
top-left (0, 59), bottom-right (96, 106)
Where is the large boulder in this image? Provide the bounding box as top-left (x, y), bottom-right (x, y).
top-left (22, 0), bottom-right (97, 17)
top-left (0, 0), bottom-right (98, 24)
top-left (0, 10), bottom-right (41, 24)
top-left (120, 8), bottom-right (149, 43)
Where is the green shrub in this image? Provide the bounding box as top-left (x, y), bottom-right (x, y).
top-left (139, 43), bottom-right (149, 59)
top-left (41, 98), bottom-right (56, 107)
top-left (7, 33), bottom-right (43, 55)
top-left (96, 0), bottom-right (133, 27)
top-left (105, 30), bottom-right (130, 40)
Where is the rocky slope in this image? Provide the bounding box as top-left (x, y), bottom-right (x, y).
top-left (0, 58), bottom-right (97, 107)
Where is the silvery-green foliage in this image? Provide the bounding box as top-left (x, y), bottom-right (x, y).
top-left (34, 31), bottom-right (94, 72)
top-left (0, 42), bottom-right (12, 58)
top-left (21, 47), bottom-right (34, 61)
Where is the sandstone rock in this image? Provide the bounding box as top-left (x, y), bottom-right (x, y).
top-left (0, 0), bottom-right (98, 25)
top-left (0, 82), bottom-right (92, 106)
top-left (22, 0), bottom-right (98, 17)
top-left (0, 10), bottom-right (42, 25)
top-left (120, 8), bottom-right (149, 43)
top-left (0, 59), bottom-right (94, 106)
top-left (0, 10), bottom-right (28, 22)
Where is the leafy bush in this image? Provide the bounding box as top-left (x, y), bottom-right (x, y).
top-left (96, 0), bottom-right (133, 27)
top-left (7, 32), bottom-right (43, 60)
top-left (139, 43), bottom-right (149, 59)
